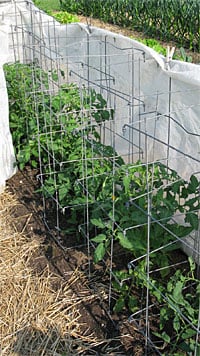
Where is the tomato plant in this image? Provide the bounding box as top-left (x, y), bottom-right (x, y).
top-left (90, 162), bottom-right (199, 266)
top-left (4, 62), bottom-right (122, 236)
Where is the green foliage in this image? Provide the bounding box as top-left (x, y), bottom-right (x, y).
top-left (133, 38), bottom-right (192, 63)
top-left (112, 269), bottom-right (138, 314)
top-left (136, 38), bottom-right (167, 56)
top-left (152, 258), bottom-right (200, 353)
top-left (179, 47), bottom-right (193, 63)
top-left (4, 61), bottom-right (120, 235)
top-left (113, 256), bottom-right (200, 353)
top-left (90, 162), bottom-right (199, 265)
top-left (88, 160), bottom-right (199, 353)
top-left (51, 11), bottom-right (79, 23)
top-left (4, 62), bottom-right (48, 169)
top-left (60, 0), bottom-right (200, 52)
top-left (34, 0), bottom-right (79, 24)
top-left (4, 62), bottom-right (115, 173)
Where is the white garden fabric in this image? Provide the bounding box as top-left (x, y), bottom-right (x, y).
top-left (0, 22), bottom-right (16, 193)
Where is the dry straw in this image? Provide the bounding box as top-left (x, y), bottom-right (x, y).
top-left (0, 190), bottom-right (102, 355)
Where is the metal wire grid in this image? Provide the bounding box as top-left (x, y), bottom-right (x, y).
top-left (7, 3), bottom-right (200, 354)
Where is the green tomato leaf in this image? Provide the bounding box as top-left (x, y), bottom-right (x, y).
top-left (117, 232), bottom-right (134, 251)
top-left (161, 332), bottom-right (171, 343)
top-left (185, 212), bottom-right (199, 230)
top-left (59, 185), bottom-right (69, 202)
top-left (171, 180), bottom-right (183, 194)
top-left (172, 281), bottom-right (184, 305)
top-left (130, 210), bottom-right (147, 225)
top-left (92, 112), bottom-right (101, 123)
top-left (93, 242), bottom-right (106, 263)
top-left (197, 283), bottom-right (200, 294)
top-left (179, 341), bottom-right (195, 353)
top-left (30, 160), bottom-right (38, 168)
top-left (182, 328), bottom-right (197, 340)
top-left (188, 175), bottom-right (199, 193)
top-left (188, 256), bottom-right (196, 272)
top-left (113, 296), bottom-right (125, 313)
top-left (117, 233), bottom-right (136, 251)
top-left (181, 187), bottom-right (189, 199)
top-left (173, 314), bottom-right (180, 333)
top-left (91, 218), bottom-right (106, 229)
top-left (123, 175), bottom-right (130, 193)
top-left (101, 110), bottom-right (110, 121)
top-left (167, 224), bottom-right (193, 238)
top-left (91, 234), bottom-right (107, 243)
top-left (128, 296), bottom-right (138, 313)
top-left (153, 331), bottom-right (171, 344)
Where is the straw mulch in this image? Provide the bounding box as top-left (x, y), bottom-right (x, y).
top-left (0, 190), bottom-right (104, 355)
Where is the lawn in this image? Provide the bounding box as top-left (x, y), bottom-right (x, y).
top-left (34, 0), bottom-right (61, 12)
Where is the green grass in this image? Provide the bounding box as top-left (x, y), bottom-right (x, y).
top-left (33, 0), bottom-right (61, 12)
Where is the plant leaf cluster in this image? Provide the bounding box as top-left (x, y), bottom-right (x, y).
top-left (134, 38), bottom-right (192, 62)
top-left (4, 62), bottom-right (120, 235)
top-left (90, 163), bottom-right (199, 264)
top-left (52, 11), bottom-right (79, 23)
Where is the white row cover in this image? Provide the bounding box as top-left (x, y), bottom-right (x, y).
top-left (0, 21), bottom-right (16, 192)
top-left (0, 0), bottom-right (199, 192)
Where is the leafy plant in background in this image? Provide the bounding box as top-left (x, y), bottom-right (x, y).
top-left (60, 0), bottom-right (200, 52)
top-left (135, 38), bottom-right (167, 56)
top-left (52, 11), bottom-right (79, 23)
top-left (179, 47), bottom-right (192, 63)
top-left (33, 0), bottom-right (78, 23)
top-left (125, 37), bottom-right (193, 63)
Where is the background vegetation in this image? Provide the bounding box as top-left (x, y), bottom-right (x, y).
top-left (59, 0), bottom-right (200, 51)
